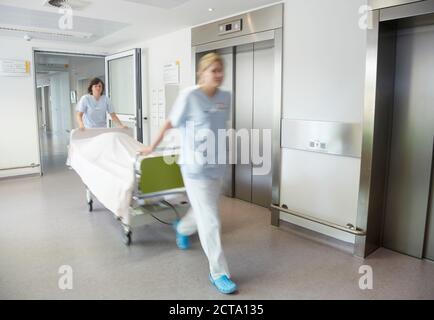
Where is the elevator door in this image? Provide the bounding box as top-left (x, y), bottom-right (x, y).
top-left (195, 40), bottom-right (275, 208)
top-left (234, 43), bottom-right (253, 203)
top-left (217, 47), bottom-right (234, 197)
top-left (235, 40), bottom-right (274, 207)
top-left (382, 25), bottom-right (434, 259)
top-left (251, 40), bottom-right (274, 207)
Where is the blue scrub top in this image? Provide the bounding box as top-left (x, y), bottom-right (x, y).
top-left (169, 85), bottom-right (231, 180)
top-left (76, 94), bottom-right (114, 128)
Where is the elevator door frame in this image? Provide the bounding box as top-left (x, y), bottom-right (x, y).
top-left (356, 0), bottom-right (434, 258)
top-left (191, 28), bottom-right (283, 214)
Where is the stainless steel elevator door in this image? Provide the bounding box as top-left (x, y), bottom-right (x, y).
top-left (235, 44), bottom-right (254, 203)
top-left (382, 25), bottom-right (434, 259)
top-left (234, 40), bottom-right (274, 207)
top-left (195, 40), bottom-right (275, 208)
top-left (251, 40), bottom-right (274, 207)
top-left (217, 47), bottom-right (235, 197)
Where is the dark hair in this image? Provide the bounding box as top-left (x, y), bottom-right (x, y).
top-left (87, 77), bottom-right (105, 95)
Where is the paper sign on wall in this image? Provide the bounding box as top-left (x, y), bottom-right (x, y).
top-left (0, 59), bottom-right (31, 77)
top-left (163, 61), bottom-right (180, 84)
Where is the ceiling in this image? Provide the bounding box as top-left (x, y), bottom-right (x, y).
top-left (0, 4), bottom-right (128, 43)
top-left (0, 0), bottom-right (280, 48)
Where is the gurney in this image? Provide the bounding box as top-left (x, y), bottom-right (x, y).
top-left (67, 128), bottom-right (189, 245)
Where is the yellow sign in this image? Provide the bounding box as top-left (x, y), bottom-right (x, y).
top-left (0, 59), bottom-right (31, 77)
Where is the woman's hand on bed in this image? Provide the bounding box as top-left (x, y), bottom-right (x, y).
top-left (140, 145), bottom-right (154, 155)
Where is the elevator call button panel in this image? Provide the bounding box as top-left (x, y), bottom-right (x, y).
top-left (218, 19), bottom-right (242, 35)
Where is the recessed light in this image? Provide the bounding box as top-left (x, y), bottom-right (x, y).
top-left (208, 8), bottom-right (214, 12)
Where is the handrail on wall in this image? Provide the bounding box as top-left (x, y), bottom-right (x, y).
top-left (270, 204), bottom-right (366, 236)
top-left (0, 163), bottom-right (40, 171)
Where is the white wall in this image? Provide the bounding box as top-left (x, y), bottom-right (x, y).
top-left (283, 0), bottom-right (366, 122)
top-left (0, 36), bottom-right (107, 178)
top-left (280, 0), bottom-right (367, 243)
top-left (0, 39), bottom-right (40, 177)
top-left (114, 28), bottom-right (192, 144)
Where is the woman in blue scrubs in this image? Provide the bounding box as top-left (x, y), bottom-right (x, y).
top-left (76, 78), bottom-right (127, 130)
top-left (141, 53), bottom-right (237, 294)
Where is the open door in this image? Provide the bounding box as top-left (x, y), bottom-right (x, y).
top-left (105, 49), bottom-right (142, 142)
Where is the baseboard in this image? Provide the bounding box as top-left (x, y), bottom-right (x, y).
top-left (278, 218), bottom-right (355, 255)
top-left (0, 173), bottom-right (41, 182)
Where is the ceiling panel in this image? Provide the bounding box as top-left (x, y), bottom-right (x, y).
top-left (0, 4), bottom-right (128, 42)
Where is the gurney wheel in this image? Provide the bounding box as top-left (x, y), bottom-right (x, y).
top-left (123, 230), bottom-right (132, 246)
top-left (88, 200), bottom-right (93, 212)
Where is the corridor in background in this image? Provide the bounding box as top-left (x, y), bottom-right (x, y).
top-left (35, 53), bottom-right (105, 174)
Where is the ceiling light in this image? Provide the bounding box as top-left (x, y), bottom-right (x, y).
top-left (208, 8), bottom-right (214, 12)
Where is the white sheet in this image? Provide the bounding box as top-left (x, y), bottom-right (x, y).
top-left (68, 128), bottom-right (144, 223)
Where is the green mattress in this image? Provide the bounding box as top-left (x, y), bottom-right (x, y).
top-left (139, 155), bottom-right (184, 194)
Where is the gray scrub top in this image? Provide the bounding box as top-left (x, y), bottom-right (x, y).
top-left (169, 85), bottom-right (231, 179)
top-left (76, 94), bottom-right (114, 128)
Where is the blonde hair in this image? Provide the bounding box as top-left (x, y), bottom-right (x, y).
top-left (197, 52), bottom-right (224, 84)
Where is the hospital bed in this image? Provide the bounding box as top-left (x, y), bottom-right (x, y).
top-left (67, 128), bottom-right (189, 245)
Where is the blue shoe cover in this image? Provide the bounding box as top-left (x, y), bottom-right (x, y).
top-left (173, 220), bottom-right (190, 250)
top-left (209, 274), bottom-right (238, 294)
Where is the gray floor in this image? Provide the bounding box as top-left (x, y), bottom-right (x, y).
top-left (1, 164), bottom-right (434, 300)
top-left (39, 130), bottom-right (69, 173)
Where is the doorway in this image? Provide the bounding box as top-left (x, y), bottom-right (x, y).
top-left (192, 5), bottom-right (283, 209)
top-left (360, 10), bottom-right (434, 260)
top-left (105, 49), bottom-right (143, 142)
top-left (380, 18), bottom-right (434, 261)
top-left (195, 41), bottom-right (276, 208)
top-left (34, 52), bottom-right (105, 174)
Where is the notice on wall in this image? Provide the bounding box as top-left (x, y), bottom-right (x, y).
top-left (150, 84), bottom-right (180, 140)
top-left (0, 59), bottom-right (31, 77)
top-left (163, 61), bottom-right (180, 84)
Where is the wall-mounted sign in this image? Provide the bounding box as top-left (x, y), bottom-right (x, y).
top-left (36, 63), bottom-right (69, 72)
top-left (163, 61), bottom-right (180, 84)
top-left (0, 59), bottom-right (31, 77)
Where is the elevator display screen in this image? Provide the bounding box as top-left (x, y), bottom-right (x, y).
top-left (218, 19), bottom-right (242, 35)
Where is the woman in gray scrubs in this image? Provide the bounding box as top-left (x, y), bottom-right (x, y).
top-left (141, 53), bottom-right (237, 294)
top-left (76, 78), bottom-right (127, 130)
